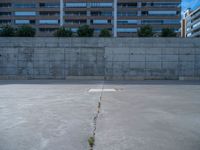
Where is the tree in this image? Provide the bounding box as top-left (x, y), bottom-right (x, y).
top-left (138, 25), bottom-right (153, 37)
top-left (54, 27), bottom-right (73, 37)
top-left (16, 25), bottom-right (36, 37)
top-left (0, 24), bottom-right (15, 37)
top-left (161, 28), bottom-right (177, 37)
top-left (77, 25), bottom-right (94, 37)
top-left (99, 29), bottom-right (111, 37)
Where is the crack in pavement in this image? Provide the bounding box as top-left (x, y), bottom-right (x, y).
top-left (89, 81), bottom-right (105, 150)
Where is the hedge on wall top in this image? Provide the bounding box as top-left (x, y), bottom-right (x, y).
top-left (138, 25), bottom-right (153, 37)
top-left (77, 25), bottom-right (94, 37)
top-left (161, 28), bottom-right (177, 37)
top-left (16, 25), bottom-right (36, 37)
top-left (54, 27), bottom-right (73, 37)
top-left (99, 29), bottom-right (111, 37)
top-left (0, 24), bottom-right (15, 37)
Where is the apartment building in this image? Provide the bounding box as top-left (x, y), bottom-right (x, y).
top-left (183, 7), bottom-right (200, 38)
top-left (0, 0), bottom-right (181, 37)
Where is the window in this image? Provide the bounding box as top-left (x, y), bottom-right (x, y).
top-left (0, 20), bottom-right (11, 24)
top-left (192, 12), bottom-right (200, 22)
top-left (89, 3), bottom-right (112, 8)
top-left (39, 3), bottom-right (59, 8)
top-left (117, 28), bottom-right (137, 33)
top-left (118, 20), bottom-right (138, 25)
top-left (40, 12), bottom-right (59, 16)
top-left (65, 2), bottom-right (112, 8)
top-left (15, 20), bottom-right (35, 24)
top-left (142, 2), bottom-right (180, 7)
top-left (65, 11), bottom-right (86, 16)
top-left (142, 11), bottom-right (148, 16)
top-left (39, 20), bottom-right (59, 24)
top-left (0, 3), bottom-right (11, 8)
top-left (142, 11), bottom-right (178, 16)
top-left (14, 3), bottom-right (35, 8)
top-left (92, 20), bottom-right (111, 24)
top-left (148, 11), bottom-right (177, 16)
top-left (66, 3), bottom-right (87, 8)
top-left (141, 19), bottom-right (180, 25)
top-left (118, 12), bottom-right (137, 16)
top-left (164, 20), bottom-right (180, 24)
top-left (15, 20), bottom-right (29, 24)
top-left (0, 12), bottom-right (11, 16)
top-left (142, 20), bottom-right (163, 24)
top-left (192, 27), bottom-right (200, 33)
top-left (91, 11), bottom-right (112, 16)
top-left (193, 22), bottom-right (200, 28)
top-left (118, 3), bottom-right (137, 8)
top-left (65, 20), bottom-right (86, 24)
top-left (15, 12), bottom-right (36, 16)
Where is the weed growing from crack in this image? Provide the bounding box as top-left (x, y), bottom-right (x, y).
top-left (88, 136), bottom-right (95, 148)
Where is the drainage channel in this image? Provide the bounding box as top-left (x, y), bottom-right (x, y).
top-left (88, 83), bottom-right (117, 150)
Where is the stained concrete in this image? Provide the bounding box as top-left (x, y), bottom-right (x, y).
top-left (0, 80), bottom-right (200, 150)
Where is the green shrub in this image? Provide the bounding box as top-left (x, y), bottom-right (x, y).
top-left (54, 27), bottom-right (73, 37)
top-left (16, 25), bottom-right (36, 37)
top-left (99, 29), bottom-right (111, 37)
top-left (77, 25), bottom-right (94, 37)
top-left (88, 136), bottom-right (95, 148)
top-left (0, 24), bottom-right (15, 37)
top-left (161, 28), bottom-right (177, 37)
top-left (138, 25), bottom-right (153, 37)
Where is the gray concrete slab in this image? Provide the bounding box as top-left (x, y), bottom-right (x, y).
top-left (95, 81), bottom-right (200, 150)
top-left (0, 80), bottom-right (200, 150)
top-left (0, 80), bottom-right (103, 150)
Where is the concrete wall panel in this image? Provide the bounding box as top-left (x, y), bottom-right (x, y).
top-left (0, 38), bottom-right (199, 80)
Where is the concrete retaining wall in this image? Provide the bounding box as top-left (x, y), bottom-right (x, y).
top-left (0, 38), bottom-right (200, 80)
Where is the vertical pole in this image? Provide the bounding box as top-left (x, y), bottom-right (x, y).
top-left (60, 0), bottom-right (64, 26)
top-left (113, 0), bottom-right (117, 37)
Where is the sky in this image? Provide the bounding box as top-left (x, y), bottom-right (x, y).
top-left (182, 0), bottom-right (200, 12)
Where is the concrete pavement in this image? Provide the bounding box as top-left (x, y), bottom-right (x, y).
top-left (95, 81), bottom-right (200, 150)
top-left (0, 80), bottom-right (200, 150)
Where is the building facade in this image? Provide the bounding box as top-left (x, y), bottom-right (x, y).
top-left (183, 7), bottom-right (200, 38)
top-left (0, 0), bottom-right (181, 37)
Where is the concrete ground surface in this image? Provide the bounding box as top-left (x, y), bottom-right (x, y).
top-left (0, 80), bottom-right (200, 150)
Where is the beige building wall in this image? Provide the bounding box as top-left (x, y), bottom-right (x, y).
top-left (0, 0), bottom-right (181, 37)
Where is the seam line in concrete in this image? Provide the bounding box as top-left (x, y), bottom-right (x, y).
top-left (90, 80), bottom-right (105, 150)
